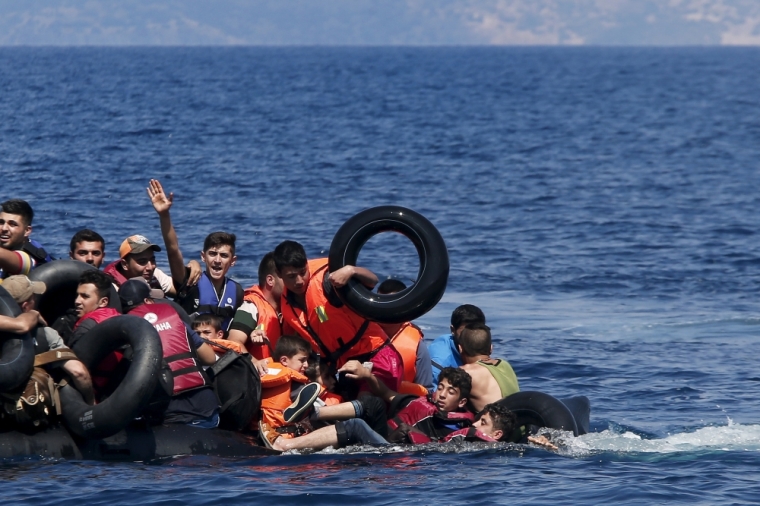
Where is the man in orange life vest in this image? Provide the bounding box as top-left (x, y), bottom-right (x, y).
top-left (273, 240), bottom-right (403, 393)
top-left (228, 252), bottom-right (284, 360)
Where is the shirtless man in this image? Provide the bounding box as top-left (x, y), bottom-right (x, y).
top-left (457, 323), bottom-right (519, 412)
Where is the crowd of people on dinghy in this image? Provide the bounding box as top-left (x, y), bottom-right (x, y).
top-left (0, 180), bottom-right (557, 450)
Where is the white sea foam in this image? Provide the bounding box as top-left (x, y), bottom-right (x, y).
top-left (562, 422), bottom-right (760, 456)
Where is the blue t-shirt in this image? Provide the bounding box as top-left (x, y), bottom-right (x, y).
top-left (427, 333), bottom-right (463, 387)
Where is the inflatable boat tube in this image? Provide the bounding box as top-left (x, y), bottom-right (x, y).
top-left (60, 315), bottom-right (162, 439)
top-left (0, 286), bottom-right (35, 392)
top-left (0, 423), bottom-right (279, 461)
top-left (498, 391), bottom-right (581, 440)
top-left (560, 395), bottom-right (590, 435)
top-left (29, 260), bottom-right (122, 323)
top-left (328, 206), bottom-right (449, 323)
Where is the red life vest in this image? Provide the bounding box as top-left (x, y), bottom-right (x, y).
top-left (130, 303), bottom-right (208, 395)
top-left (443, 427), bottom-right (499, 443)
top-left (280, 258), bottom-right (388, 367)
top-left (388, 395), bottom-right (475, 440)
top-left (73, 307), bottom-right (122, 394)
top-left (73, 307), bottom-right (121, 330)
top-left (243, 285), bottom-right (282, 360)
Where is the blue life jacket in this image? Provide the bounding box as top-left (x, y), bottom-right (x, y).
top-left (428, 333), bottom-right (463, 387)
top-left (178, 272), bottom-right (242, 330)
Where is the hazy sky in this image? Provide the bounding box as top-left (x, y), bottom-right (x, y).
top-left (1, 0), bottom-right (759, 46)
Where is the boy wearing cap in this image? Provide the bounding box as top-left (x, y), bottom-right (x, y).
top-left (0, 275), bottom-right (95, 404)
top-left (103, 234), bottom-right (199, 297)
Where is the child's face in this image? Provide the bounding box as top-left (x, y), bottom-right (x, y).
top-left (432, 378), bottom-right (467, 412)
top-left (281, 351), bottom-right (309, 374)
top-left (194, 323), bottom-right (223, 340)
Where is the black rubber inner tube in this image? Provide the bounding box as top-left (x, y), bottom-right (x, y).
top-left (328, 206), bottom-right (449, 323)
top-left (498, 391), bottom-right (579, 440)
top-left (29, 259), bottom-right (122, 323)
top-left (60, 315), bottom-right (162, 439)
top-left (0, 286), bottom-right (35, 392)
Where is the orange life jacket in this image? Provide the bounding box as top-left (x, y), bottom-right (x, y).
top-left (205, 338), bottom-right (247, 356)
top-left (243, 285), bottom-right (282, 360)
top-left (280, 258), bottom-right (388, 368)
top-left (259, 357), bottom-right (310, 430)
top-left (390, 322), bottom-right (424, 383)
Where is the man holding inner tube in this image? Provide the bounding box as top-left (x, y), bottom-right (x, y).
top-left (273, 240), bottom-right (403, 394)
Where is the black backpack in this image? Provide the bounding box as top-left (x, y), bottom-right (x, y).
top-left (204, 343), bottom-right (261, 431)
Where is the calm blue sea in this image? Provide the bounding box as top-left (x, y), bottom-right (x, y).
top-left (2, 47), bottom-right (760, 504)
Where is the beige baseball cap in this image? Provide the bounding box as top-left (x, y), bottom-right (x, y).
top-left (1, 275), bottom-right (46, 303)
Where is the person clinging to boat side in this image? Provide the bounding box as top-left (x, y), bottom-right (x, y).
top-left (0, 199), bottom-right (53, 279)
top-left (457, 323), bottom-right (519, 412)
top-left (274, 240), bottom-right (403, 395)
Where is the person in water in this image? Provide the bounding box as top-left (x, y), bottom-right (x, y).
top-left (146, 179), bottom-right (242, 330)
top-left (270, 398), bottom-right (515, 452)
top-left (228, 252), bottom-right (284, 360)
top-left (458, 323), bottom-right (519, 412)
top-left (0, 199), bottom-right (52, 279)
top-left (1, 275), bottom-right (95, 405)
top-left (376, 278), bottom-right (432, 393)
top-left (274, 240), bottom-right (403, 394)
top-left (427, 304), bottom-right (486, 387)
top-left (121, 279), bottom-right (220, 428)
top-left (68, 229), bottom-right (105, 269)
top-left (338, 361), bottom-right (476, 443)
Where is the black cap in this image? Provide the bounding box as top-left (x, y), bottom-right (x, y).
top-left (119, 279), bottom-right (151, 310)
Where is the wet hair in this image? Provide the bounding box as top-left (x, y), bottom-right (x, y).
top-left (273, 334), bottom-right (312, 361)
top-left (78, 269), bottom-right (113, 300)
top-left (273, 240), bottom-right (308, 272)
top-left (377, 279), bottom-right (407, 294)
top-left (451, 304), bottom-right (486, 329)
top-left (1, 199), bottom-right (34, 226)
top-left (304, 352), bottom-right (335, 383)
top-left (203, 232), bottom-right (236, 256)
top-left (457, 323), bottom-right (492, 357)
top-left (438, 367), bottom-right (472, 401)
top-left (192, 313), bottom-right (223, 333)
top-left (69, 229), bottom-right (105, 253)
top-left (479, 403), bottom-right (517, 441)
top-left (258, 251), bottom-right (277, 287)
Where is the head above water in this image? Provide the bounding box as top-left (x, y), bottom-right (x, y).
top-left (473, 402), bottom-right (517, 442)
top-left (450, 304), bottom-right (486, 339)
top-left (258, 251), bottom-right (284, 299)
top-left (192, 313), bottom-right (224, 340)
top-left (273, 334), bottom-right (312, 374)
top-left (2, 274), bottom-right (46, 310)
top-left (118, 235), bottom-right (161, 281)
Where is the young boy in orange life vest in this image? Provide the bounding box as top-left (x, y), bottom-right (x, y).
top-left (258, 334), bottom-right (322, 443)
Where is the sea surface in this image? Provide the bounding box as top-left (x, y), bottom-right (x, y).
top-left (2, 46), bottom-right (760, 504)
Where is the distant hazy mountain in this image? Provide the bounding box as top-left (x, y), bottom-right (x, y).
top-left (1, 0), bottom-right (758, 46)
